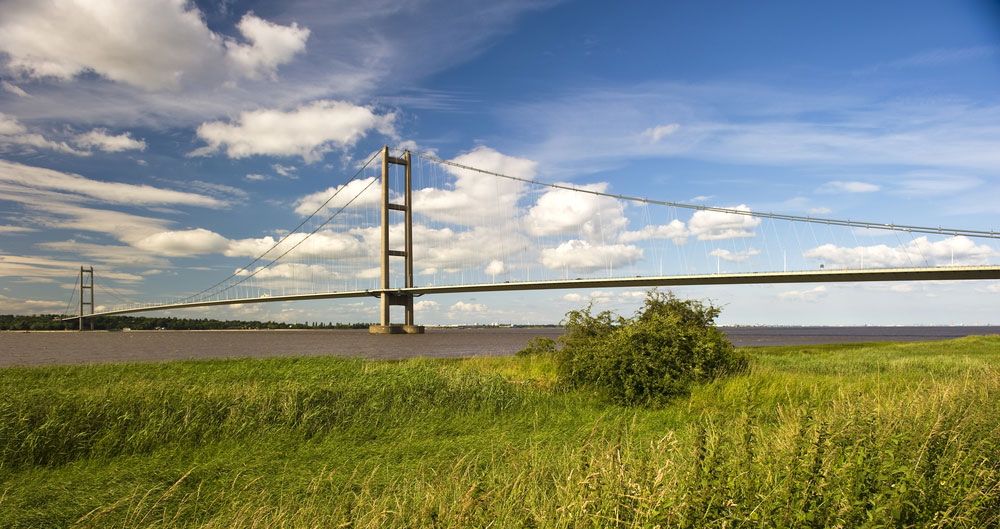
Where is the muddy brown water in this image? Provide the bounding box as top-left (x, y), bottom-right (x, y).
top-left (1, 326), bottom-right (997, 367)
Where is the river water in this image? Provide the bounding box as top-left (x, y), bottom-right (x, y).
top-left (1, 326), bottom-right (997, 367)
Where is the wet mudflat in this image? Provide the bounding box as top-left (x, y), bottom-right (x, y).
top-left (1, 326), bottom-right (997, 367)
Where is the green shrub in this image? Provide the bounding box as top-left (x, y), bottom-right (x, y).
top-left (515, 337), bottom-right (557, 357)
top-left (556, 290), bottom-right (747, 405)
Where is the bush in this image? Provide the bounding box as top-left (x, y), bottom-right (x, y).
top-left (515, 337), bottom-right (557, 357)
top-left (556, 290), bottom-right (747, 405)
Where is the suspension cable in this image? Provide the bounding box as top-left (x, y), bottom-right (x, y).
top-left (63, 274), bottom-right (79, 317)
top-left (177, 150), bottom-right (382, 303)
top-left (411, 151), bottom-right (999, 240)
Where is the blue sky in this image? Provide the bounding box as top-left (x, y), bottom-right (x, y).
top-left (1, 0), bottom-right (998, 325)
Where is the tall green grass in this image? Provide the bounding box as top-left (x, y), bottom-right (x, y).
top-left (1, 336), bottom-right (998, 528)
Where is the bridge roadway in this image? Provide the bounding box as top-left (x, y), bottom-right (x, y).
top-left (73, 265), bottom-right (1000, 319)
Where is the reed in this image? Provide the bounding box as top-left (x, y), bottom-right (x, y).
top-left (1, 336), bottom-right (998, 528)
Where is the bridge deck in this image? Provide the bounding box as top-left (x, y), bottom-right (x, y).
top-left (69, 266), bottom-right (1000, 319)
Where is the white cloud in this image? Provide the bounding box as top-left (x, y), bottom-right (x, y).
top-left (485, 260), bottom-right (505, 276)
top-left (709, 248), bottom-right (761, 263)
top-left (1, 81), bottom-right (29, 97)
top-left (294, 177), bottom-right (381, 216)
top-left (817, 181), bottom-right (881, 194)
top-left (225, 14), bottom-right (310, 81)
top-left (130, 228), bottom-right (369, 260)
top-left (641, 123), bottom-right (680, 143)
top-left (540, 239), bottom-right (643, 274)
top-left (524, 182), bottom-right (626, 242)
top-left (450, 301), bottom-right (487, 313)
top-left (73, 129), bottom-right (146, 152)
top-left (133, 228), bottom-right (231, 257)
top-left (778, 286), bottom-right (828, 302)
top-left (225, 231), bottom-right (368, 261)
top-left (0, 293), bottom-right (67, 314)
top-left (619, 219), bottom-right (689, 244)
top-left (0, 112), bottom-right (87, 155)
top-left (0, 159), bottom-right (224, 207)
top-left (803, 236), bottom-right (997, 268)
top-left (191, 100), bottom-right (395, 162)
top-left (38, 240), bottom-right (171, 268)
top-left (234, 263), bottom-right (335, 281)
top-left (563, 289), bottom-right (646, 305)
top-left (0, 225), bottom-right (35, 233)
top-left (415, 300), bottom-right (439, 311)
top-left (807, 207), bottom-right (832, 215)
top-left (688, 205), bottom-right (761, 240)
top-left (0, 1), bottom-right (308, 91)
top-left (349, 223), bottom-right (525, 277)
top-left (0, 254), bottom-right (142, 282)
top-left (272, 164), bottom-right (297, 178)
top-left (414, 146), bottom-right (534, 226)
top-left (245, 173), bottom-right (270, 181)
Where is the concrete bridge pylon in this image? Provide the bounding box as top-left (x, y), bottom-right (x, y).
top-left (369, 146), bottom-right (425, 334)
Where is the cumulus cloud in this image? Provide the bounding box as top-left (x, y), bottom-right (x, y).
top-left (803, 236), bottom-right (997, 268)
top-left (641, 123), bottom-right (680, 143)
top-left (524, 182), bottom-right (627, 242)
top-left (293, 177), bottom-right (381, 216)
top-left (415, 300), bottom-right (439, 311)
top-left (709, 248), bottom-right (761, 263)
top-left (540, 239), bottom-right (643, 274)
top-left (225, 231), bottom-right (367, 261)
top-left (234, 263), bottom-right (335, 281)
top-left (414, 146), bottom-right (534, 226)
top-left (190, 100), bottom-right (395, 162)
top-left (0, 1), bottom-right (308, 91)
top-left (129, 227), bottom-right (370, 260)
top-left (688, 205), bottom-right (762, 240)
top-left (351, 223), bottom-right (525, 277)
top-left (778, 286), bottom-right (828, 302)
top-left (485, 260), bottom-right (505, 276)
top-left (817, 181), bottom-right (881, 194)
top-left (73, 129), bottom-right (146, 152)
top-left (225, 14), bottom-right (310, 80)
top-left (619, 219), bottom-right (689, 244)
top-left (450, 301), bottom-right (487, 312)
top-left (133, 228), bottom-right (231, 256)
top-left (563, 289), bottom-right (646, 305)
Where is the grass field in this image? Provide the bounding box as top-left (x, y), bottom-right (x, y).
top-left (1, 336), bottom-right (999, 528)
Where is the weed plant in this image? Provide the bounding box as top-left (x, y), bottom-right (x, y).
top-left (0, 336), bottom-right (998, 527)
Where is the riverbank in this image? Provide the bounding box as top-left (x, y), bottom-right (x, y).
top-left (2, 325), bottom-right (997, 367)
top-left (1, 336), bottom-right (999, 527)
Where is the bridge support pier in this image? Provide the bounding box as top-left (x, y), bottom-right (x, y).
top-left (370, 146), bottom-right (425, 335)
top-left (79, 266), bottom-right (94, 331)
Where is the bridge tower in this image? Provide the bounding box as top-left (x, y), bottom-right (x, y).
top-left (79, 266), bottom-right (94, 331)
top-left (369, 146), bottom-right (425, 334)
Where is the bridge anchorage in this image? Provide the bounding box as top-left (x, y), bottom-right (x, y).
top-left (369, 146), bottom-right (424, 334)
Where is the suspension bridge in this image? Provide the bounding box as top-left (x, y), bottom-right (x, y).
top-left (64, 146), bottom-right (1000, 332)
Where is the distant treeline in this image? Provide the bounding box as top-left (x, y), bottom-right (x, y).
top-left (0, 314), bottom-right (374, 331)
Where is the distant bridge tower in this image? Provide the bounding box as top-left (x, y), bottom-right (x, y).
top-left (79, 266), bottom-right (94, 331)
top-left (369, 146), bottom-right (425, 334)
